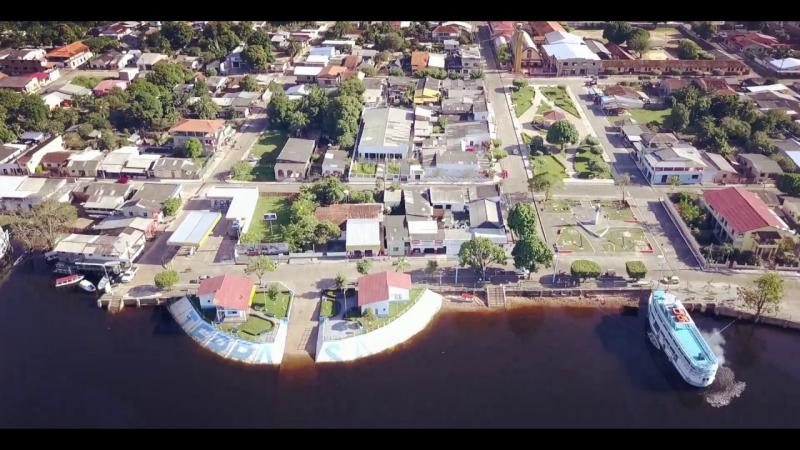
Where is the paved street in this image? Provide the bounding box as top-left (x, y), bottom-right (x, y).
top-left (478, 25), bottom-right (530, 195)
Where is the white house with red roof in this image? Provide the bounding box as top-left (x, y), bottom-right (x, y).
top-left (197, 275), bottom-right (256, 323)
top-left (357, 271), bottom-right (412, 317)
top-left (701, 187), bottom-right (795, 258)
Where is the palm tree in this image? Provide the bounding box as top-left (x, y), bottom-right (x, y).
top-left (334, 273), bottom-right (348, 314)
top-left (617, 173), bottom-right (631, 202)
top-left (721, 242), bottom-right (734, 267)
top-left (669, 175), bottom-right (680, 191)
top-left (393, 257), bottom-right (410, 273)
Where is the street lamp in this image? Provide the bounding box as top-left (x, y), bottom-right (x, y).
top-left (552, 244), bottom-right (560, 285)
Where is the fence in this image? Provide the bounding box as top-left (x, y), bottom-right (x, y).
top-left (660, 197), bottom-right (708, 269)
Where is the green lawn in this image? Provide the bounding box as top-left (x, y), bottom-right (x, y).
top-left (71, 76), bottom-right (105, 89)
top-left (628, 108), bottom-right (671, 127)
top-left (536, 101), bottom-right (552, 115)
top-left (599, 201), bottom-right (635, 221)
top-left (355, 287), bottom-right (425, 333)
top-left (556, 226), bottom-right (593, 252)
top-left (218, 316), bottom-right (274, 342)
top-left (602, 227), bottom-right (649, 252)
top-left (249, 129), bottom-right (289, 181)
top-left (540, 86), bottom-right (581, 118)
top-left (531, 154), bottom-right (568, 178)
top-left (320, 298), bottom-right (341, 318)
top-left (252, 291), bottom-right (292, 319)
top-left (239, 196), bottom-right (290, 244)
top-left (574, 146), bottom-right (612, 179)
top-left (351, 161), bottom-right (377, 177)
top-left (542, 199), bottom-right (573, 213)
top-left (520, 133), bottom-right (532, 145)
top-left (512, 86), bottom-right (535, 117)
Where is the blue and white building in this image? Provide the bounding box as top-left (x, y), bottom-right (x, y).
top-left (634, 141), bottom-right (706, 185)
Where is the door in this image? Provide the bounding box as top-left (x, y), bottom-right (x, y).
top-left (661, 175), bottom-right (668, 183)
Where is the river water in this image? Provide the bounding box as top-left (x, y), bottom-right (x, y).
top-left (1, 261), bottom-right (799, 428)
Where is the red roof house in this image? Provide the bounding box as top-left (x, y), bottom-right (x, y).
top-left (198, 275), bottom-right (255, 312)
top-left (703, 187), bottom-right (784, 234)
top-left (411, 51), bottom-right (430, 72)
top-left (357, 271), bottom-right (413, 315)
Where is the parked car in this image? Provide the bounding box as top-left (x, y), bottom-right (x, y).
top-left (660, 275), bottom-right (680, 285)
top-left (631, 279), bottom-right (652, 287)
top-left (514, 268), bottom-right (530, 277)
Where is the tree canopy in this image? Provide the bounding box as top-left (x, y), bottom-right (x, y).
top-left (546, 120), bottom-right (579, 152)
top-left (458, 237), bottom-right (507, 279)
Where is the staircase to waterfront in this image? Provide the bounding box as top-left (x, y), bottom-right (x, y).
top-left (486, 285), bottom-right (506, 308)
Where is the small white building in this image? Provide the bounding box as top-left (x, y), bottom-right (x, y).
top-left (356, 271), bottom-right (412, 317)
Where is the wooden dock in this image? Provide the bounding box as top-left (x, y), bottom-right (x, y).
top-left (97, 293), bottom-right (172, 313)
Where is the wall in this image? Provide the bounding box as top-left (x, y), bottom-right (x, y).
top-left (661, 197), bottom-right (708, 268)
top-left (315, 289), bottom-right (443, 363)
top-left (167, 296), bottom-right (288, 365)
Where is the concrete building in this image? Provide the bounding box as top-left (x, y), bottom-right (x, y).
top-left (737, 153), bottom-right (784, 183)
top-left (702, 187), bottom-right (795, 257)
top-left (118, 183), bottom-right (181, 222)
top-left (46, 42), bottom-right (93, 69)
top-left (345, 218), bottom-right (382, 257)
top-left (274, 138), bottom-right (315, 181)
top-left (197, 275), bottom-right (256, 324)
top-left (635, 143), bottom-right (706, 185)
top-left (541, 31), bottom-right (600, 76)
top-left (356, 107), bottom-right (413, 160)
top-left (72, 182), bottom-right (134, 218)
top-left (320, 149), bottom-right (349, 177)
top-left (356, 271), bottom-right (412, 317)
top-left (168, 119), bottom-right (230, 155)
top-left (383, 214), bottom-right (409, 256)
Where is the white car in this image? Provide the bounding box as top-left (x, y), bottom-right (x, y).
top-left (120, 266), bottom-right (138, 283)
top-left (631, 279), bottom-right (652, 287)
top-left (660, 275), bottom-right (680, 285)
top-left (514, 268), bottom-right (530, 277)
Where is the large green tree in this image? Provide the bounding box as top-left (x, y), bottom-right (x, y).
top-left (739, 272), bottom-right (784, 322)
top-left (546, 120), bottom-right (579, 153)
top-left (245, 255), bottom-right (277, 287)
top-left (508, 203), bottom-right (538, 239)
top-left (242, 45), bottom-right (274, 72)
top-left (161, 21), bottom-right (194, 50)
top-left (512, 236), bottom-right (553, 279)
top-left (677, 39), bottom-right (702, 59)
top-left (458, 237), bottom-right (507, 280)
top-left (603, 21), bottom-right (633, 44)
top-left (529, 172), bottom-right (564, 202)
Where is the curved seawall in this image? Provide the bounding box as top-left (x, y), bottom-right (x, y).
top-left (168, 296), bottom-right (287, 365)
top-left (315, 289), bottom-right (443, 363)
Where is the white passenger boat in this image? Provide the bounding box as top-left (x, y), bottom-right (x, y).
top-left (648, 290), bottom-right (719, 387)
top-left (78, 280), bottom-right (97, 293)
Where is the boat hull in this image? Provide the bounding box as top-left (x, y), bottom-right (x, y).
top-left (648, 296), bottom-right (717, 388)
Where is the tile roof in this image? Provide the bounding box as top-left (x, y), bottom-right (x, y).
top-left (168, 118), bottom-right (226, 134)
top-left (703, 187), bottom-right (785, 233)
top-left (46, 42), bottom-right (90, 59)
top-left (357, 271), bottom-right (412, 306)
top-left (314, 203), bottom-right (383, 227)
top-left (198, 275), bottom-right (254, 311)
top-left (411, 51), bottom-right (429, 69)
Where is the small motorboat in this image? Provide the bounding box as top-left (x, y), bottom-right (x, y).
top-left (55, 274), bottom-right (84, 288)
top-left (78, 279), bottom-right (97, 293)
top-left (97, 276), bottom-right (110, 292)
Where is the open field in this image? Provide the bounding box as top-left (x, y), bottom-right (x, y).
top-left (540, 86), bottom-right (581, 118)
top-left (240, 196), bottom-right (290, 244)
top-left (628, 108), bottom-right (671, 127)
top-left (248, 129), bottom-right (289, 182)
top-left (512, 86), bottom-right (535, 117)
top-left (532, 154), bottom-right (568, 178)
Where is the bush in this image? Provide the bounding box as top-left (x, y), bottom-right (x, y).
top-left (584, 135), bottom-right (599, 146)
top-left (712, 69), bottom-right (724, 76)
top-left (776, 173), bottom-right (800, 196)
top-left (651, 70), bottom-right (662, 77)
top-left (604, 68), bottom-right (619, 75)
top-left (669, 68), bottom-right (682, 75)
top-left (512, 78), bottom-right (527, 90)
top-left (266, 283), bottom-right (280, 301)
top-left (154, 270), bottom-right (179, 290)
top-left (491, 149), bottom-right (508, 160)
top-left (362, 308), bottom-right (373, 318)
top-left (356, 259), bottom-right (371, 275)
top-left (625, 261), bottom-right (647, 280)
top-left (530, 135), bottom-right (545, 152)
top-left (162, 197), bottom-right (182, 216)
top-left (389, 67), bottom-right (404, 76)
top-left (570, 260), bottom-right (602, 280)
top-left (590, 145), bottom-right (603, 155)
